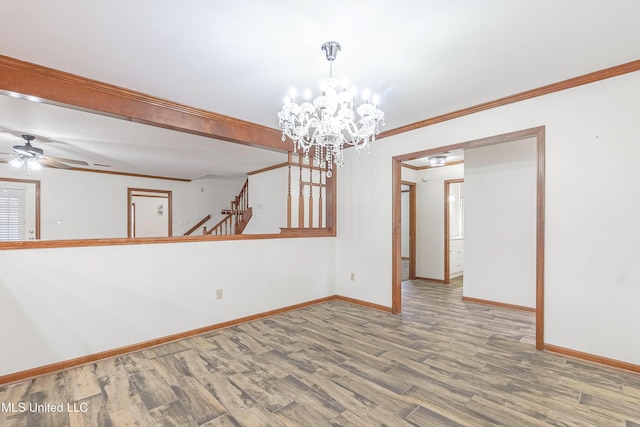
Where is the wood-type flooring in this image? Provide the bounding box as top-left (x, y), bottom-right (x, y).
top-left (1, 279), bottom-right (640, 426)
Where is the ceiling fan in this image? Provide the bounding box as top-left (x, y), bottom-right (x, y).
top-left (0, 134), bottom-right (89, 173)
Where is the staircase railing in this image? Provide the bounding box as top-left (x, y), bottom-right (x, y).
top-left (202, 178), bottom-right (251, 236)
top-left (204, 214), bottom-right (234, 236)
top-left (182, 179), bottom-right (252, 237)
top-left (234, 178), bottom-right (249, 215)
top-left (282, 153), bottom-right (332, 229)
top-left (183, 214), bottom-right (212, 236)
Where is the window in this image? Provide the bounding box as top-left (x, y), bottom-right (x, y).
top-left (0, 178), bottom-right (39, 241)
top-left (0, 187), bottom-right (25, 241)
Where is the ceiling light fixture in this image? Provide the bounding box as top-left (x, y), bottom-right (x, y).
top-left (9, 157), bottom-right (24, 169)
top-left (428, 156), bottom-right (447, 167)
top-left (278, 41), bottom-right (384, 177)
top-left (26, 157), bottom-right (43, 172)
top-left (10, 135), bottom-right (43, 174)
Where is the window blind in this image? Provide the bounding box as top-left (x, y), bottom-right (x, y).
top-left (0, 187), bottom-right (25, 241)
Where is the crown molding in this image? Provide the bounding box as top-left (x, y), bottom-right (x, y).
top-left (380, 59), bottom-right (640, 139)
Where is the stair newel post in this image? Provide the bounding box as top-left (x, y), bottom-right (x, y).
top-left (287, 152), bottom-right (292, 228)
top-left (309, 159), bottom-right (315, 227)
top-left (298, 154), bottom-right (304, 228)
top-left (234, 196), bottom-right (239, 232)
top-left (319, 165), bottom-right (324, 228)
top-left (243, 179), bottom-right (248, 212)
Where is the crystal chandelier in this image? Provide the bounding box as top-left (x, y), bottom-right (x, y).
top-left (278, 41), bottom-right (384, 177)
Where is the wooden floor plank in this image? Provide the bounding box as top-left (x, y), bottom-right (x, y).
top-left (94, 358), bottom-right (155, 426)
top-left (204, 406), bottom-right (285, 427)
top-left (65, 364), bottom-right (102, 404)
top-left (299, 371), bottom-right (377, 415)
top-left (67, 393), bottom-right (110, 427)
top-left (226, 372), bottom-right (293, 412)
top-left (273, 375), bottom-right (344, 420)
top-left (199, 371), bottom-right (256, 414)
top-left (332, 373), bottom-right (419, 417)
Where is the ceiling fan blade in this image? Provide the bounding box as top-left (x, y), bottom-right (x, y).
top-left (40, 158), bottom-right (72, 169)
top-left (46, 155), bottom-right (89, 166)
top-left (0, 156), bottom-right (14, 163)
top-left (0, 127), bottom-right (20, 137)
top-left (0, 127), bottom-right (57, 143)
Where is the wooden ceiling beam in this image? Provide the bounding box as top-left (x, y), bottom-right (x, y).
top-left (0, 55), bottom-right (292, 152)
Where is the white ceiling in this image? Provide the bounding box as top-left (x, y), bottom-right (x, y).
top-left (0, 1), bottom-right (638, 179)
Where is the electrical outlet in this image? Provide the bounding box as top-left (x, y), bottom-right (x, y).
top-left (216, 289), bottom-right (223, 300)
top-left (350, 273), bottom-right (355, 281)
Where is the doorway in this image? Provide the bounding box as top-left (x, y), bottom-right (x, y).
top-left (392, 126), bottom-right (545, 350)
top-left (444, 179), bottom-right (464, 285)
top-left (401, 181), bottom-right (416, 281)
top-left (127, 188), bottom-right (172, 238)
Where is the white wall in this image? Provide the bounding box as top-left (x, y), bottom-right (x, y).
top-left (400, 190), bottom-right (409, 258)
top-left (0, 165), bottom-right (245, 239)
top-left (244, 167), bottom-right (288, 234)
top-left (0, 237), bottom-right (335, 376)
top-left (335, 70), bottom-right (640, 365)
top-left (131, 195), bottom-right (169, 237)
top-left (464, 138), bottom-right (537, 307)
top-left (415, 164), bottom-right (464, 280)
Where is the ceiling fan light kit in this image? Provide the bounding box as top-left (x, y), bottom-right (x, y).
top-left (8, 157), bottom-right (24, 169)
top-left (8, 134), bottom-right (44, 174)
top-left (278, 41), bottom-right (385, 177)
top-left (26, 157), bottom-right (42, 171)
